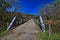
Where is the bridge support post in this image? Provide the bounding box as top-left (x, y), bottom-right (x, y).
top-left (39, 16), bottom-right (45, 32)
top-left (7, 16), bottom-right (17, 31)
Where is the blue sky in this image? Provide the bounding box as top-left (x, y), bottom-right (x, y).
top-left (8, 0), bottom-right (55, 15)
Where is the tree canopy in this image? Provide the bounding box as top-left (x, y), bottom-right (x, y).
top-left (39, 0), bottom-right (60, 20)
top-left (0, 0), bottom-right (10, 13)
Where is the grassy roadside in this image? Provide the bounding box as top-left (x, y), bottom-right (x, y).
top-left (0, 30), bottom-right (9, 37)
top-left (0, 20), bottom-right (60, 39)
top-left (35, 32), bottom-right (60, 40)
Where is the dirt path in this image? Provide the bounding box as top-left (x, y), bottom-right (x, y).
top-left (1, 19), bottom-right (40, 40)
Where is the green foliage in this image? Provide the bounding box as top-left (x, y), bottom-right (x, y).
top-left (36, 32), bottom-right (48, 40)
top-left (36, 32), bottom-right (60, 40)
top-left (39, 0), bottom-right (60, 20)
top-left (0, 0), bottom-right (10, 13)
top-left (0, 0), bottom-right (10, 35)
top-left (53, 0), bottom-right (60, 6)
top-left (44, 20), bottom-right (60, 33)
top-left (0, 12), bottom-right (34, 34)
top-left (0, 26), bottom-right (7, 35)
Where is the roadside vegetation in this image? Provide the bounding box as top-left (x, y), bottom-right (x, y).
top-left (35, 0), bottom-right (60, 40)
top-left (35, 32), bottom-right (60, 40)
top-left (0, 0), bottom-right (34, 35)
top-left (0, 0), bottom-right (60, 40)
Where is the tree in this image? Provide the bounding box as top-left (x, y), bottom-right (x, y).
top-left (0, 0), bottom-right (10, 22)
top-left (0, 0), bottom-right (10, 13)
top-left (39, 0), bottom-right (60, 20)
top-left (53, 0), bottom-right (60, 20)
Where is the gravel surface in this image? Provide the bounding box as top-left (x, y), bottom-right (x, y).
top-left (1, 19), bottom-right (40, 40)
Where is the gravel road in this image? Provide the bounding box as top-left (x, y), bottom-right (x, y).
top-left (1, 19), bottom-right (40, 40)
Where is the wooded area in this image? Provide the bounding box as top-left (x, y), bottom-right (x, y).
top-left (0, 0), bottom-right (60, 40)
